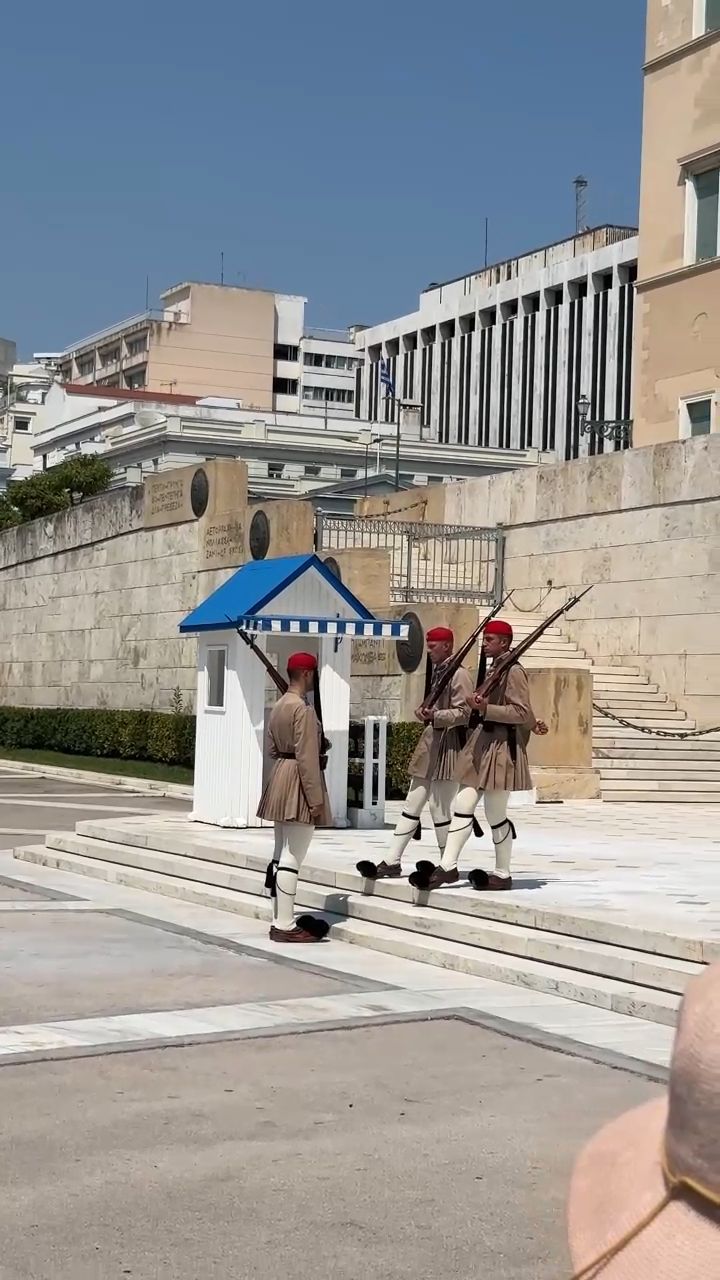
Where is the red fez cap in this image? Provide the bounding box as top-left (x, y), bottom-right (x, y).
top-left (426, 626), bottom-right (454, 644)
top-left (484, 619), bottom-right (513, 640)
top-left (287, 651), bottom-right (318, 672)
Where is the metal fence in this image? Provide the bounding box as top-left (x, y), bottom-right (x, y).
top-left (315, 514), bottom-right (504, 605)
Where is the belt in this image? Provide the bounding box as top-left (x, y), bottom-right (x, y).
top-left (277, 752), bottom-right (296, 760)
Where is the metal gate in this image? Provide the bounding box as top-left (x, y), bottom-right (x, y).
top-left (315, 514), bottom-right (504, 605)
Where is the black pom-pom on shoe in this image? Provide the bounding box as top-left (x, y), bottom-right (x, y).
top-left (356, 860), bottom-right (379, 880)
top-left (415, 859), bottom-right (435, 876)
top-left (468, 868), bottom-right (490, 890)
top-left (409, 863), bottom-right (436, 890)
top-left (295, 914), bottom-right (330, 940)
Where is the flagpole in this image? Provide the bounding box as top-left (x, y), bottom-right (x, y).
top-left (394, 397), bottom-right (402, 491)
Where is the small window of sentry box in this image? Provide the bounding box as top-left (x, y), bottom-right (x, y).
top-left (205, 646), bottom-right (227, 711)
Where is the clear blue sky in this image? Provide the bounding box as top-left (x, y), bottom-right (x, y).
top-left (1, 0), bottom-right (645, 357)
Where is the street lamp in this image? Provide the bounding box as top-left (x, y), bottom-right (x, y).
top-left (577, 394), bottom-right (632, 446)
top-left (358, 429), bottom-right (384, 497)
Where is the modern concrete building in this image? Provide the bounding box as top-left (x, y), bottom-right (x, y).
top-left (31, 382), bottom-right (547, 503)
top-left (40, 283), bottom-right (360, 416)
top-left (354, 227), bottom-right (638, 462)
top-left (634, 0), bottom-right (720, 445)
top-left (0, 360), bottom-right (55, 485)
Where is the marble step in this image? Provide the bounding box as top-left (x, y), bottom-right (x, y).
top-left (594, 745), bottom-right (720, 760)
top-left (15, 841), bottom-right (687, 1027)
top-left (602, 789), bottom-right (720, 803)
top-left (589, 670), bottom-right (650, 680)
top-left (594, 768), bottom-right (720, 778)
top-left (591, 691), bottom-right (666, 701)
top-left (44, 823), bottom-right (720, 966)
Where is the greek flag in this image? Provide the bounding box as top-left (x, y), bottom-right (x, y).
top-left (379, 358), bottom-right (395, 398)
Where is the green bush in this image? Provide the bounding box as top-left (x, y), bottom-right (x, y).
top-left (348, 719), bottom-right (423, 799)
top-left (0, 706), bottom-right (421, 795)
top-left (0, 706), bottom-right (194, 768)
top-left (385, 721), bottom-right (424, 795)
top-left (1, 454), bottom-right (114, 529)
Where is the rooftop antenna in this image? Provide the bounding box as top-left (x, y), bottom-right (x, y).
top-left (145, 274), bottom-right (149, 311)
top-left (484, 216), bottom-right (489, 268)
top-left (574, 175), bottom-right (589, 234)
top-left (220, 251), bottom-right (224, 285)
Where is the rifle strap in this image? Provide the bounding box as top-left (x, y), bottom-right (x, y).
top-left (423, 656), bottom-right (432, 701)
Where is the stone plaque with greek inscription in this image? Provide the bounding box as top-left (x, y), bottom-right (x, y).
top-left (201, 517), bottom-right (246, 570)
top-left (144, 473), bottom-right (192, 528)
top-left (351, 636), bottom-right (390, 676)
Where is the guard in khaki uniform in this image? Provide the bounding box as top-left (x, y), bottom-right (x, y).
top-left (357, 626), bottom-right (473, 882)
top-left (257, 651), bottom-right (332, 943)
top-left (430, 618), bottom-right (533, 891)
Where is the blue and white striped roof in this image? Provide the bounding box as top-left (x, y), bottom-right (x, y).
top-left (226, 615), bottom-right (407, 637)
top-left (179, 552), bottom-right (408, 638)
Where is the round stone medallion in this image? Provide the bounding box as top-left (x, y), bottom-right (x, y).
top-left (249, 509), bottom-right (270, 560)
top-left (396, 611), bottom-right (424, 673)
top-left (190, 467), bottom-right (209, 518)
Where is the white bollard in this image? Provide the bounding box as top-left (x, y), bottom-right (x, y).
top-left (349, 716), bottom-right (387, 829)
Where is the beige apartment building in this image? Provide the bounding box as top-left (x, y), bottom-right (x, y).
top-left (634, 0), bottom-right (720, 445)
top-left (43, 282), bottom-right (359, 416)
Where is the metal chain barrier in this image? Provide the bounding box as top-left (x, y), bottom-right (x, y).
top-left (593, 702), bottom-right (720, 740)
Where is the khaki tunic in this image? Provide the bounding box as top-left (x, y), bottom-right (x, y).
top-left (455, 662), bottom-right (534, 792)
top-left (256, 691), bottom-right (332, 826)
top-left (407, 661), bottom-right (474, 782)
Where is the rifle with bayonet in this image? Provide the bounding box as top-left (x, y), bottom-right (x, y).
top-left (228, 619), bottom-right (331, 769)
top-left (470, 586), bottom-right (593, 715)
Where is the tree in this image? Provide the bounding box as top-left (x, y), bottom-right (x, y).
top-left (51, 454), bottom-right (113, 502)
top-left (0, 495), bottom-right (20, 531)
top-left (10, 474), bottom-right (71, 522)
top-left (0, 453), bottom-right (114, 530)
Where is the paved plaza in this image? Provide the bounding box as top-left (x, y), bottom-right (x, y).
top-left (0, 764), bottom-right (706, 1276)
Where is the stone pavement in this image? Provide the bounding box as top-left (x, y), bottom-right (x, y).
top-left (1, 844), bottom-right (676, 1072)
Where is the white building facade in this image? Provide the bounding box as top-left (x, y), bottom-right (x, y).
top-left (354, 227), bottom-right (638, 462)
top-left (31, 383), bottom-right (548, 502)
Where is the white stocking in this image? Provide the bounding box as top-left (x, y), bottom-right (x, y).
top-left (389, 779), bottom-right (429, 864)
top-left (440, 786), bottom-right (481, 872)
top-left (427, 780), bottom-right (459, 853)
top-left (484, 791), bottom-right (513, 878)
top-left (273, 822), bottom-right (314, 930)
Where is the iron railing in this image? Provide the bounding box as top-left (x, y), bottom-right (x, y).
top-left (315, 513), bottom-right (504, 605)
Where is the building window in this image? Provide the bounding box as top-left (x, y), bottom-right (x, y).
top-left (125, 370), bottom-right (146, 390)
top-left (273, 377), bottom-right (299, 395)
top-left (206, 647), bottom-right (226, 710)
top-left (304, 464), bottom-right (321, 477)
top-left (302, 351), bottom-right (357, 370)
top-left (13, 417), bottom-right (31, 433)
top-left (301, 386), bottom-right (354, 404)
top-left (127, 335), bottom-right (148, 358)
top-left (340, 467), bottom-right (357, 479)
top-left (99, 345), bottom-right (120, 367)
top-left (77, 357), bottom-right (95, 377)
top-left (274, 343), bottom-right (299, 362)
top-left (686, 166), bottom-right (720, 262)
top-left (696, 0), bottom-right (720, 33)
top-left (268, 462), bottom-right (285, 478)
top-left (681, 396), bottom-right (713, 437)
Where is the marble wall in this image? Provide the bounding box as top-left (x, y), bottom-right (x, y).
top-left (444, 434), bottom-right (720, 726)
